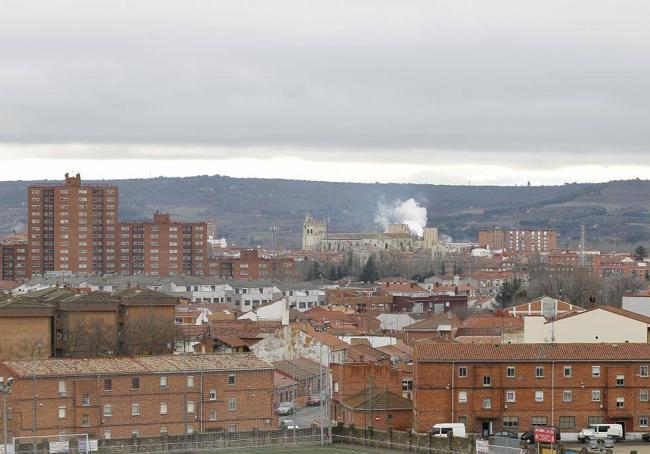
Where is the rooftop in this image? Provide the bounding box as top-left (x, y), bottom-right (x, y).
top-left (2, 354), bottom-right (273, 377)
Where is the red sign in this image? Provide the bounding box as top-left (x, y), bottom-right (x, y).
top-left (534, 427), bottom-right (556, 444)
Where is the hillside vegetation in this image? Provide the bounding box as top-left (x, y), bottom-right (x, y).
top-left (1, 176), bottom-right (649, 250)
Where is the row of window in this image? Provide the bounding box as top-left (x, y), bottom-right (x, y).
top-left (460, 389), bottom-right (648, 406)
top-left (58, 375), bottom-right (237, 395)
top-left (99, 398), bottom-right (236, 417)
top-left (461, 415), bottom-right (650, 430)
top-left (463, 365), bottom-right (649, 384)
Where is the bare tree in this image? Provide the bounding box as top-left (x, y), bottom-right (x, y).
top-left (121, 314), bottom-right (177, 355)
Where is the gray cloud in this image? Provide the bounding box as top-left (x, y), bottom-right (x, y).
top-left (1, 0), bottom-right (649, 167)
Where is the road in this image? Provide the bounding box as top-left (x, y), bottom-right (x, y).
top-left (279, 404), bottom-right (324, 429)
top-left (563, 441), bottom-right (650, 454)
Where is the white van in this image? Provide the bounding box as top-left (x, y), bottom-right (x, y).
top-left (429, 423), bottom-right (467, 438)
top-left (577, 424), bottom-right (624, 442)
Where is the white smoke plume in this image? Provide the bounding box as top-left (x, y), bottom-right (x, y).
top-left (375, 198), bottom-right (428, 237)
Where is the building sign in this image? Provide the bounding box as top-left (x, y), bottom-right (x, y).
top-left (78, 440), bottom-right (98, 452)
top-left (49, 441), bottom-right (70, 453)
top-left (534, 427), bottom-right (556, 444)
top-left (476, 439), bottom-right (489, 454)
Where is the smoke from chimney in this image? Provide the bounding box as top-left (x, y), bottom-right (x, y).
top-left (375, 198), bottom-right (428, 236)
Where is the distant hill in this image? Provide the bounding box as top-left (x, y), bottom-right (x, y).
top-left (1, 175), bottom-right (650, 250)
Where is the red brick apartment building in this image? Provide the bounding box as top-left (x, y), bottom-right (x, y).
top-left (27, 173), bottom-right (119, 276)
top-left (479, 229), bottom-right (557, 253)
top-left (24, 174), bottom-right (209, 278)
top-left (0, 241), bottom-right (27, 281)
top-left (208, 249), bottom-right (295, 280)
top-left (117, 212), bottom-right (208, 276)
top-left (414, 343), bottom-right (650, 437)
top-left (0, 354), bottom-right (275, 440)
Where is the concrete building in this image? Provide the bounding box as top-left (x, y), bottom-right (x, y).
top-left (27, 173), bottom-right (119, 276)
top-left (208, 249), bottom-right (296, 280)
top-left (413, 343), bottom-right (650, 437)
top-left (522, 306), bottom-right (650, 344)
top-left (0, 241), bottom-right (28, 282)
top-left (0, 354), bottom-right (275, 439)
top-left (0, 298), bottom-right (54, 359)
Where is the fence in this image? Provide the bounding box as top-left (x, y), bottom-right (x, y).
top-left (12, 428), bottom-right (324, 454)
top-left (332, 426), bottom-right (475, 454)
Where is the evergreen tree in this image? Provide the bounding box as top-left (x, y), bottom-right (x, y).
top-left (635, 245), bottom-right (648, 261)
top-left (360, 255), bottom-right (380, 283)
top-left (306, 261), bottom-right (322, 281)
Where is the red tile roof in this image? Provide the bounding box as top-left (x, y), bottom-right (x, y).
top-left (415, 343), bottom-right (650, 362)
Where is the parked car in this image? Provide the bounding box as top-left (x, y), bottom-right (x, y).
top-left (429, 423), bottom-right (467, 438)
top-left (489, 431), bottom-right (519, 440)
top-left (521, 427), bottom-right (561, 444)
top-left (642, 432), bottom-right (650, 442)
top-left (306, 394), bottom-right (322, 406)
top-left (578, 424), bottom-right (623, 443)
top-left (276, 402), bottom-right (296, 416)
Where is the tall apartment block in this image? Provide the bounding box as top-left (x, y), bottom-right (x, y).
top-left (25, 174), bottom-right (208, 278)
top-left (478, 228), bottom-right (557, 253)
top-left (117, 212), bottom-right (208, 276)
top-left (27, 173), bottom-right (118, 276)
top-left (0, 241), bottom-right (27, 281)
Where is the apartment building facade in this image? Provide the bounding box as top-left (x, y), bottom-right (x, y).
top-left (27, 173), bottom-right (119, 276)
top-left (414, 343), bottom-right (650, 438)
top-left (0, 241), bottom-right (27, 282)
top-left (117, 212), bottom-right (208, 276)
top-left (0, 354), bottom-right (275, 440)
top-left (208, 249), bottom-right (296, 280)
top-left (479, 229), bottom-right (557, 254)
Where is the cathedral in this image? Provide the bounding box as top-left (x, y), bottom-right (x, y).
top-left (302, 211), bottom-right (440, 254)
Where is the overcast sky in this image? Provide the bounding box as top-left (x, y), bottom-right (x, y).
top-left (1, 0), bottom-right (650, 185)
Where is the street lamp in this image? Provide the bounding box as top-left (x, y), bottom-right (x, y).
top-left (1, 377), bottom-right (14, 454)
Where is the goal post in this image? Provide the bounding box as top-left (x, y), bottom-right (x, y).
top-left (12, 434), bottom-right (92, 454)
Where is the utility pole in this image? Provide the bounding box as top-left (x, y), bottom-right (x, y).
top-left (270, 226), bottom-right (279, 280)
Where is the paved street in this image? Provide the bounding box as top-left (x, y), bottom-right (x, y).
top-left (279, 405), bottom-right (325, 429)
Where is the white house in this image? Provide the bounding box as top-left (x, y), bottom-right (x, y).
top-left (376, 313), bottom-right (417, 331)
top-left (523, 306), bottom-right (650, 343)
top-left (238, 298), bottom-right (290, 325)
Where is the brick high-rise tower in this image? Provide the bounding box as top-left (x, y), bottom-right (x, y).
top-left (27, 173), bottom-right (119, 276)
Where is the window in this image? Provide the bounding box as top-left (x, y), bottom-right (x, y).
top-left (641, 390), bottom-right (649, 402)
top-left (82, 394), bottom-right (90, 407)
top-left (209, 389), bottom-right (217, 401)
top-left (187, 375), bottom-right (195, 388)
top-left (58, 380), bottom-right (67, 396)
top-left (592, 390), bottom-right (601, 402)
top-left (104, 379), bottom-right (112, 391)
top-left (228, 374), bottom-right (236, 385)
top-left (187, 401), bottom-right (195, 413)
top-left (559, 416), bottom-right (575, 429)
top-left (483, 376), bottom-right (492, 387)
top-left (642, 366), bottom-right (649, 378)
top-left (588, 416), bottom-right (604, 426)
top-left (506, 367), bottom-right (515, 378)
top-left (617, 374), bottom-right (625, 387)
top-left (160, 402), bottom-right (168, 415)
top-left (531, 416), bottom-right (548, 427)
top-left (160, 376), bottom-right (168, 389)
top-left (592, 366), bottom-right (601, 378)
top-left (458, 367), bottom-right (467, 377)
top-left (641, 416), bottom-right (649, 427)
top-left (132, 429), bottom-right (139, 438)
top-left (334, 382), bottom-right (339, 393)
top-left (482, 398), bottom-right (492, 409)
top-left (616, 397), bottom-right (625, 408)
top-left (458, 416), bottom-right (467, 426)
top-left (131, 403), bottom-right (141, 416)
top-left (563, 365), bottom-right (572, 378)
top-left (228, 399), bottom-right (237, 411)
top-left (132, 377), bottom-right (140, 390)
top-left (535, 366), bottom-right (544, 378)
top-left (506, 391), bottom-right (516, 402)
top-left (502, 416), bottom-right (519, 429)
top-left (160, 427), bottom-right (168, 435)
top-left (103, 405), bottom-right (112, 417)
top-left (458, 391), bottom-right (468, 403)
top-left (535, 391), bottom-right (544, 402)
top-left (81, 415), bottom-right (90, 427)
top-left (228, 425), bottom-right (237, 433)
top-left (209, 410), bottom-right (217, 421)
top-left (58, 406), bottom-right (66, 419)
top-left (563, 390), bottom-right (572, 402)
